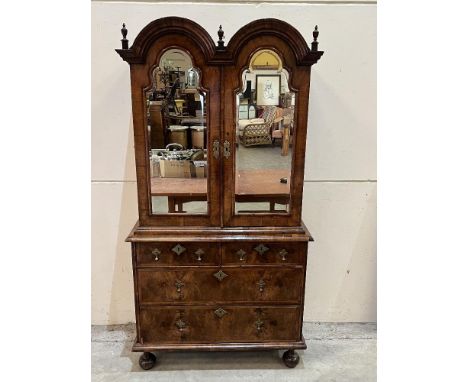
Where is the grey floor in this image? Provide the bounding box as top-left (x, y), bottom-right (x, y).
top-left (92, 322), bottom-right (376, 382)
top-left (236, 143), bottom-right (292, 171)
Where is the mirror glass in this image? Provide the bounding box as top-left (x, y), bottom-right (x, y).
top-left (235, 50), bottom-right (295, 214)
top-left (146, 49), bottom-right (208, 214)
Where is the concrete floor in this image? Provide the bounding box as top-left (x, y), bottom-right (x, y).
top-left (92, 322), bottom-right (376, 382)
top-left (236, 143), bottom-right (292, 171)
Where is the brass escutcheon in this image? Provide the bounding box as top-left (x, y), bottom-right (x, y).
top-left (223, 140), bottom-right (231, 159)
top-left (214, 307), bottom-right (228, 318)
top-left (172, 244), bottom-right (186, 256)
top-left (213, 270), bottom-right (228, 282)
top-left (213, 140), bottom-right (220, 159)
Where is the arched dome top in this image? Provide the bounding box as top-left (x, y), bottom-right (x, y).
top-left (116, 17), bottom-right (216, 64)
top-left (226, 19), bottom-right (313, 65)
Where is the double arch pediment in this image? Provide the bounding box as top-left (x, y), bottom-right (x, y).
top-left (116, 17), bottom-right (323, 66)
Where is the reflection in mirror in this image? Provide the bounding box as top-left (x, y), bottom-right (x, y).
top-left (235, 49), bottom-right (295, 214)
top-left (146, 49), bottom-right (208, 214)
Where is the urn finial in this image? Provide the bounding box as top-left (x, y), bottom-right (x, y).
top-left (121, 23), bottom-right (129, 49)
top-left (217, 25), bottom-right (225, 50)
top-left (311, 25), bottom-right (319, 52)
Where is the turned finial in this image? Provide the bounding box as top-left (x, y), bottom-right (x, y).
top-left (217, 25), bottom-right (225, 50)
top-left (311, 25), bottom-right (319, 52)
top-left (121, 23), bottom-right (129, 49)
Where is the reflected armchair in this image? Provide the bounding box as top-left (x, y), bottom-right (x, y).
top-left (237, 106), bottom-right (277, 146)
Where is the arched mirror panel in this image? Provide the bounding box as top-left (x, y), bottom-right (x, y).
top-left (145, 48), bottom-right (209, 215)
top-left (234, 49), bottom-right (296, 214)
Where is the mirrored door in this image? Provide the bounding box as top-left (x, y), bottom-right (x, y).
top-left (233, 50), bottom-right (296, 215)
top-left (145, 49), bottom-right (210, 215)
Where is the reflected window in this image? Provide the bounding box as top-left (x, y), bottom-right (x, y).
top-left (146, 49), bottom-right (208, 214)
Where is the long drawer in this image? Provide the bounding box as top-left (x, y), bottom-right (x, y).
top-left (138, 267), bottom-right (304, 304)
top-left (139, 305), bottom-right (302, 343)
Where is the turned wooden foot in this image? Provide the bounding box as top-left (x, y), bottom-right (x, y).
top-left (139, 352), bottom-right (156, 370)
top-left (282, 349), bottom-right (300, 368)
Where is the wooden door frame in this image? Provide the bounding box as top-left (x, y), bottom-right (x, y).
top-left (220, 20), bottom-right (320, 227)
top-left (117, 18), bottom-right (222, 227)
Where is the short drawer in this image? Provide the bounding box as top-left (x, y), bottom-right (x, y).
top-left (136, 242), bottom-right (220, 266)
top-left (222, 242), bottom-right (307, 265)
top-left (138, 267), bottom-right (304, 304)
top-left (139, 305), bottom-right (301, 344)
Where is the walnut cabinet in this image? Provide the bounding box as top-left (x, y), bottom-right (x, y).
top-left (116, 17), bottom-right (324, 369)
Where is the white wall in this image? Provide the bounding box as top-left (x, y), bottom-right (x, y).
top-left (91, 1), bottom-right (376, 324)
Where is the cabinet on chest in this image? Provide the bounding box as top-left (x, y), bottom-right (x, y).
top-left (117, 16), bottom-right (323, 369)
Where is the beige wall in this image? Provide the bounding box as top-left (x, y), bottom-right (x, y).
top-left (91, 1), bottom-right (376, 324)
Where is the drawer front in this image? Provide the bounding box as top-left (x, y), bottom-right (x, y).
top-left (139, 306), bottom-right (301, 343)
top-left (222, 242), bottom-right (307, 265)
top-left (219, 268), bottom-right (304, 303)
top-left (138, 267), bottom-right (304, 304)
top-left (136, 242), bottom-right (220, 266)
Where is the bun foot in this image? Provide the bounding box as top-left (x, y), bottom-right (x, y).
top-left (139, 352), bottom-right (156, 370)
top-left (282, 349), bottom-right (300, 368)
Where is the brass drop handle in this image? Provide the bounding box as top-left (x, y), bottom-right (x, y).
top-left (279, 249), bottom-right (288, 261)
top-left (257, 279), bottom-right (266, 293)
top-left (236, 249), bottom-right (247, 261)
top-left (255, 319), bottom-right (264, 332)
top-left (175, 318), bottom-right (187, 330)
top-left (175, 280), bottom-right (184, 294)
top-left (195, 248), bottom-right (204, 262)
top-left (152, 248), bottom-right (161, 261)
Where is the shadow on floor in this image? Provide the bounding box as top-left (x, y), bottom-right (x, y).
top-left (119, 340), bottom-right (299, 372)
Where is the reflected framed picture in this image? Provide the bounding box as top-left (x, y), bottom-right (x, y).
top-left (256, 74), bottom-right (281, 106)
